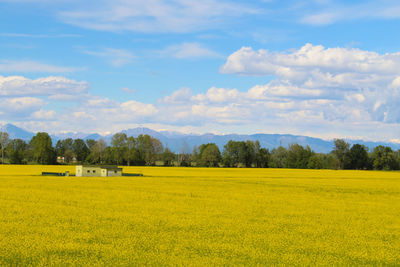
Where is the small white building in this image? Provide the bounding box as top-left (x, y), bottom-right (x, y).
top-left (75, 165), bottom-right (123, 177)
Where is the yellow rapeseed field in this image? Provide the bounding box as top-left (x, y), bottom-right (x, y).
top-left (0, 165), bottom-right (399, 266)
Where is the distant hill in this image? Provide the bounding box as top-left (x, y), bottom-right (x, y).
top-left (0, 123), bottom-right (35, 141)
top-left (1, 123), bottom-right (400, 153)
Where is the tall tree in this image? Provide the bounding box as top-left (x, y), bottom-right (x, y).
top-left (286, 144), bottom-right (314, 169)
top-left (135, 134), bottom-right (163, 166)
top-left (178, 140), bottom-right (190, 166)
top-left (255, 147), bottom-right (270, 168)
top-left (222, 140), bottom-right (239, 167)
top-left (199, 143), bottom-right (221, 167)
top-left (190, 146), bottom-right (200, 166)
top-left (347, 144), bottom-right (370, 170)
top-left (73, 139), bottom-right (90, 163)
top-left (111, 133), bottom-right (128, 165)
top-left (29, 132), bottom-right (55, 164)
top-left (6, 139), bottom-right (27, 164)
top-left (222, 140), bottom-right (257, 167)
top-left (269, 146), bottom-right (288, 168)
top-left (55, 138), bottom-right (74, 163)
top-left (371, 146), bottom-right (398, 170)
top-left (162, 147), bottom-right (176, 166)
top-left (86, 139), bottom-right (97, 151)
top-left (333, 139), bottom-right (350, 169)
top-left (126, 136), bottom-right (136, 166)
top-left (92, 139), bottom-right (107, 164)
top-left (0, 131), bottom-right (9, 164)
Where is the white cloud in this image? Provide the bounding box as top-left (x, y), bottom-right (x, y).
top-left (221, 44), bottom-right (400, 76)
top-left (0, 60), bottom-right (82, 73)
top-left (64, 97), bottom-right (159, 127)
top-left (72, 111), bottom-right (96, 120)
top-left (0, 75), bottom-right (90, 97)
top-left (300, 2), bottom-right (400, 26)
top-left (159, 42), bottom-right (220, 59)
top-left (120, 100), bottom-right (158, 116)
top-left (195, 87), bottom-right (240, 103)
top-left (162, 87), bottom-right (192, 103)
top-left (0, 97), bottom-right (44, 119)
top-left (3, 42), bottom-right (400, 142)
top-left (220, 43), bottom-right (400, 126)
top-left (31, 109), bottom-right (56, 120)
top-left (58, 0), bottom-right (256, 33)
top-left (82, 48), bottom-right (134, 67)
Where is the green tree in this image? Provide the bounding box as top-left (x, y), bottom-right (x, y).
top-left (135, 135), bottom-right (163, 166)
top-left (255, 147), bottom-right (270, 168)
top-left (222, 140), bottom-right (258, 167)
top-left (286, 144), bottom-right (314, 169)
top-left (91, 139), bottom-right (107, 164)
top-left (333, 139), bottom-right (350, 169)
top-left (103, 146), bottom-right (115, 164)
top-left (347, 144), bottom-right (370, 170)
top-left (86, 139), bottom-right (97, 151)
top-left (0, 131), bottom-right (9, 164)
top-left (6, 139), bottom-right (28, 164)
top-left (269, 146), bottom-right (288, 168)
top-left (222, 140), bottom-right (239, 167)
top-left (307, 154), bottom-right (324, 169)
top-left (199, 143), bottom-right (221, 167)
top-left (55, 138), bottom-right (74, 163)
top-left (190, 146), bottom-right (200, 166)
top-left (73, 139), bottom-right (90, 163)
top-left (126, 136), bottom-right (136, 166)
top-left (111, 133), bottom-right (128, 165)
top-left (29, 132), bottom-right (55, 164)
top-left (371, 146), bottom-right (398, 170)
top-left (85, 139), bottom-right (97, 163)
top-left (162, 147), bottom-right (176, 166)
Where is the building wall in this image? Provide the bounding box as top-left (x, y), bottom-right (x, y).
top-left (106, 169), bottom-right (122, 177)
top-left (76, 166), bottom-right (102, 177)
top-left (76, 166), bottom-right (122, 177)
top-left (76, 166), bottom-right (83, 177)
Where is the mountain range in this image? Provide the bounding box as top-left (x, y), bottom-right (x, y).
top-left (1, 123), bottom-right (399, 153)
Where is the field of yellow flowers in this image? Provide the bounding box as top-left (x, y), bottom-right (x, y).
top-left (0, 165), bottom-right (399, 265)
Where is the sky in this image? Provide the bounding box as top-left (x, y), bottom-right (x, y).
top-left (1, 0), bottom-right (400, 142)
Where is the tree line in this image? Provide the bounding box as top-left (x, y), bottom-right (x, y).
top-left (0, 131), bottom-right (399, 170)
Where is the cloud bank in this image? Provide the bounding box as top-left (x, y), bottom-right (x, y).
top-left (2, 44), bottom-right (400, 141)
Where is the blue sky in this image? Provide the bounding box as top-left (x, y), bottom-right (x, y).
top-left (1, 0), bottom-right (400, 142)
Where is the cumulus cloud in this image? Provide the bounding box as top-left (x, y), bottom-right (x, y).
top-left (0, 75), bottom-right (90, 97)
top-left (0, 74), bottom-right (90, 122)
top-left (31, 109), bottom-right (56, 120)
top-left (219, 43), bottom-right (400, 125)
top-left (220, 44), bottom-right (400, 76)
top-left (0, 97), bottom-right (45, 119)
top-left (64, 97), bottom-right (159, 127)
top-left (3, 42), bottom-right (400, 142)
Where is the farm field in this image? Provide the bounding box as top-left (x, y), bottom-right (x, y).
top-left (0, 166), bottom-right (399, 266)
